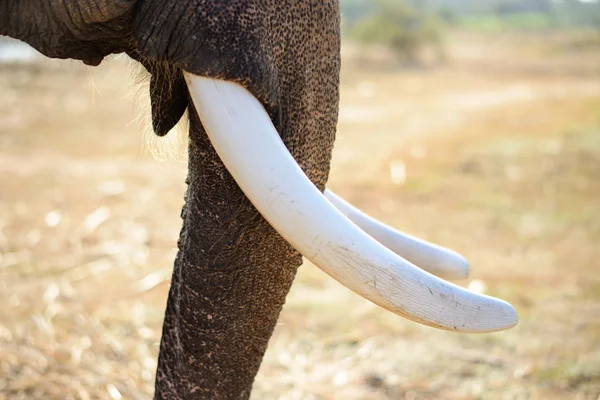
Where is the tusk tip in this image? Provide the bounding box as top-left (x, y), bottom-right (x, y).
top-left (449, 254), bottom-right (470, 279)
top-left (495, 302), bottom-right (519, 332)
top-left (471, 297), bottom-right (519, 333)
top-left (431, 251), bottom-right (470, 280)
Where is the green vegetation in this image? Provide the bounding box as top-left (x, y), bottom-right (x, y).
top-left (340, 0), bottom-right (600, 62)
top-left (341, 0), bottom-right (600, 34)
top-left (457, 12), bottom-right (554, 32)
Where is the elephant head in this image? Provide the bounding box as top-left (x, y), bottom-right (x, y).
top-left (1, 1), bottom-right (517, 398)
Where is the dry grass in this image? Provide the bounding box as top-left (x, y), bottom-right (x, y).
top-left (1, 32), bottom-right (599, 399)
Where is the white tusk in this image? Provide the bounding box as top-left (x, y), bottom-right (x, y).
top-left (184, 73), bottom-right (518, 333)
top-left (324, 190), bottom-right (469, 279)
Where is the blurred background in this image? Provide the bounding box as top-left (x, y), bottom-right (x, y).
top-left (1, 0), bottom-right (599, 399)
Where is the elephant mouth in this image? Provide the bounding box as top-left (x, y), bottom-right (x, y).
top-left (184, 73), bottom-right (518, 334)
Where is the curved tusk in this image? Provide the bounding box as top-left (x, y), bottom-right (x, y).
top-left (184, 73), bottom-right (518, 333)
top-left (324, 190), bottom-right (469, 279)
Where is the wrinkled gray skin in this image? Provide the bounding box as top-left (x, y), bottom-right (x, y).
top-left (1, 1), bottom-right (340, 399)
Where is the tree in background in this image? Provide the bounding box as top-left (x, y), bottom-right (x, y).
top-left (347, 0), bottom-right (445, 65)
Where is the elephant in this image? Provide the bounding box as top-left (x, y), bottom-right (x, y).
top-left (1, 1), bottom-right (517, 399)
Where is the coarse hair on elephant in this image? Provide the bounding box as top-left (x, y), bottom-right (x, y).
top-left (1, 1), bottom-right (517, 399)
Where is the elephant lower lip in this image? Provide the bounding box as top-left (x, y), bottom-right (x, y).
top-left (82, 57), bottom-right (104, 66)
top-left (146, 65), bottom-right (189, 137)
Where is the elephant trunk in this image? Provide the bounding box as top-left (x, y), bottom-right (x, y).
top-left (154, 110), bottom-right (302, 399)
top-left (150, 4), bottom-right (342, 397)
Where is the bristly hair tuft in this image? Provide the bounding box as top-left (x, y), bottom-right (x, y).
top-left (125, 58), bottom-right (188, 163)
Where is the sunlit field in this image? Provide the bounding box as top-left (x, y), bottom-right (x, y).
top-left (1, 31), bottom-right (599, 399)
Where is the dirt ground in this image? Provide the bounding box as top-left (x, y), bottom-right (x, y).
top-left (0, 32), bottom-right (599, 399)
